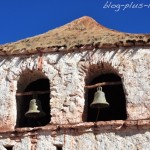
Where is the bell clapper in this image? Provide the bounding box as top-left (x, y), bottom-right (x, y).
top-left (96, 108), bottom-right (100, 122)
top-left (95, 87), bottom-right (101, 122)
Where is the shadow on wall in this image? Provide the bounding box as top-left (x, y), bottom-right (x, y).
top-left (87, 73), bottom-right (127, 122)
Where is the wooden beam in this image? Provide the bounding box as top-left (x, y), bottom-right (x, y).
top-left (16, 90), bottom-right (50, 96)
top-left (85, 81), bottom-right (122, 89)
top-left (16, 81), bottom-right (122, 96)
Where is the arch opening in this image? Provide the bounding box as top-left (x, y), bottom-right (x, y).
top-left (87, 73), bottom-right (127, 122)
top-left (16, 70), bottom-right (51, 128)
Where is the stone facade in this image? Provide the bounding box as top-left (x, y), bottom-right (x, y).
top-left (0, 17), bottom-right (149, 149)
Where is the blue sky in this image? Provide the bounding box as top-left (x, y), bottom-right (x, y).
top-left (0, 0), bottom-right (150, 44)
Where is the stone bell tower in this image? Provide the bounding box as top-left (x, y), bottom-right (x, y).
top-left (0, 16), bottom-right (149, 150)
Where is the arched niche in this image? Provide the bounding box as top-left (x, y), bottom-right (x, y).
top-left (87, 73), bottom-right (127, 122)
top-left (84, 63), bottom-right (127, 122)
top-left (16, 70), bottom-right (51, 128)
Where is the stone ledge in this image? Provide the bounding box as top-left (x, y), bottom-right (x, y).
top-left (0, 120), bottom-right (149, 134)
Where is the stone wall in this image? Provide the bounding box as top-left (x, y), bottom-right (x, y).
top-left (0, 47), bottom-right (149, 149)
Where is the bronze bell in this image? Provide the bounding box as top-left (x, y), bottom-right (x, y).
top-left (25, 94), bottom-right (46, 118)
top-left (90, 87), bottom-right (109, 108)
